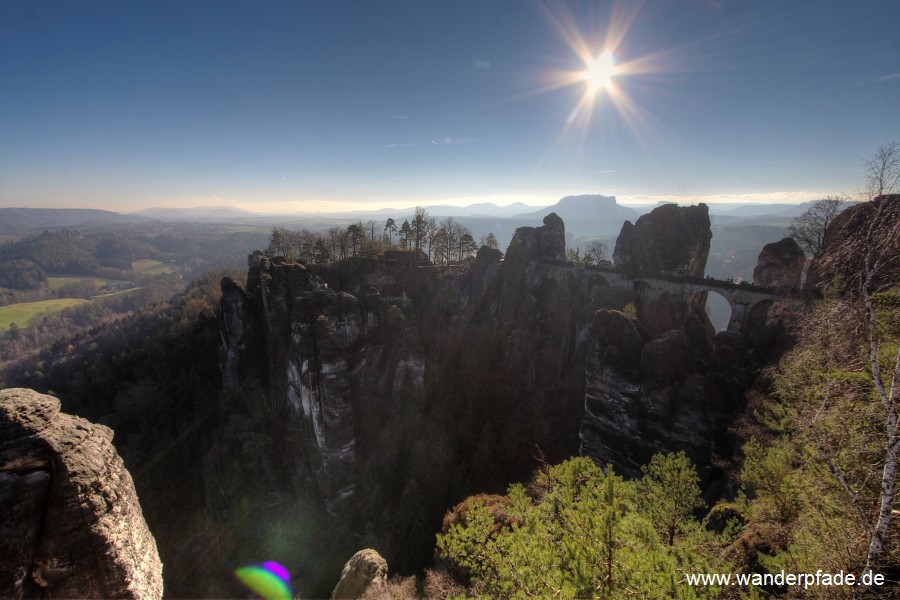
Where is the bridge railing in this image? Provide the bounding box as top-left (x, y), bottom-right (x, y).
top-left (534, 258), bottom-right (785, 296)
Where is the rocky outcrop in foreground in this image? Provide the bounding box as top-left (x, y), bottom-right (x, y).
top-left (806, 194), bottom-right (900, 295)
top-left (331, 549), bottom-right (388, 599)
top-left (613, 203), bottom-right (712, 278)
top-left (0, 388), bottom-right (162, 599)
top-left (753, 237), bottom-right (805, 292)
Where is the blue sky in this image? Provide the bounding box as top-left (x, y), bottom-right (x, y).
top-left (2, 0), bottom-right (899, 213)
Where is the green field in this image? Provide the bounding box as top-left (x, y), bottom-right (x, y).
top-left (47, 275), bottom-right (118, 291)
top-left (132, 259), bottom-right (177, 274)
top-left (0, 299), bottom-right (87, 329)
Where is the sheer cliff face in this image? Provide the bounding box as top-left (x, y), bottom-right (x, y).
top-left (221, 254), bottom-right (379, 512)
top-left (0, 388), bottom-right (163, 600)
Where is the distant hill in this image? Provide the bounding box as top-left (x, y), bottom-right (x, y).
top-left (707, 202), bottom-right (809, 217)
top-left (131, 205), bottom-right (263, 222)
top-left (131, 202), bottom-right (547, 222)
top-left (515, 195), bottom-right (640, 237)
top-left (423, 202), bottom-right (538, 218)
top-left (0, 208), bottom-right (147, 235)
top-left (307, 201), bottom-right (546, 219)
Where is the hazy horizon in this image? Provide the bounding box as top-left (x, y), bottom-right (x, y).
top-left (2, 1), bottom-right (897, 213)
top-left (2, 190), bottom-right (836, 217)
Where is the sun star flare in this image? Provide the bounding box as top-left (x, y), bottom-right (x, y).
top-left (581, 50), bottom-right (618, 94)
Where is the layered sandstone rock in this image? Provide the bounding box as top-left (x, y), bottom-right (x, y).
top-left (0, 388), bottom-right (162, 599)
top-left (613, 203), bottom-right (712, 278)
top-left (752, 237), bottom-right (805, 292)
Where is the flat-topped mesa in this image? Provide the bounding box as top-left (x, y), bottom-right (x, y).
top-left (0, 388), bottom-right (163, 600)
top-left (510, 213), bottom-right (566, 262)
top-left (613, 203), bottom-right (712, 278)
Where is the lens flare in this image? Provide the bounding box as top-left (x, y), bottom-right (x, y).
top-left (235, 564), bottom-right (292, 600)
top-left (262, 561), bottom-right (291, 583)
top-left (522, 1), bottom-right (674, 182)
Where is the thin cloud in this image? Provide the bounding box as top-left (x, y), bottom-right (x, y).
top-left (431, 137), bottom-right (475, 145)
top-left (474, 59), bottom-right (491, 70)
top-left (389, 115), bottom-right (408, 119)
top-left (387, 137), bottom-right (474, 148)
top-left (876, 73), bottom-right (900, 82)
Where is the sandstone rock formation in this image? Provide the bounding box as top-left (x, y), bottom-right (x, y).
top-left (510, 212), bottom-right (566, 262)
top-left (219, 275), bottom-right (251, 392)
top-left (0, 388), bottom-right (163, 599)
top-left (579, 307), bottom-right (754, 481)
top-left (218, 213), bottom-right (580, 517)
top-left (806, 194), bottom-right (900, 296)
top-left (752, 237), bottom-right (805, 292)
top-left (221, 253), bottom-right (372, 513)
top-left (613, 203), bottom-right (712, 278)
top-left (331, 549), bottom-right (388, 599)
top-left (218, 211), bottom-right (784, 583)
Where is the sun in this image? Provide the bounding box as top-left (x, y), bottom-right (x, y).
top-left (581, 50), bottom-right (618, 94)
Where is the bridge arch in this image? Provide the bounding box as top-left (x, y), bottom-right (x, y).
top-left (748, 298), bottom-right (774, 316)
top-left (695, 290), bottom-right (732, 332)
top-left (745, 298), bottom-right (775, 334)
top-left (586, 274), bottom-right (613, 303)
top-left (633, 279), bottom-right (652, 296)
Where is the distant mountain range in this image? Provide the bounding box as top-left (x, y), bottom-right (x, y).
top-left (131, 206), bottom-right (259, 221)
top-left (132, 202), bottom-right (543, 222)
top-left (2, 198), bottom-right (850, 238)
top-left (0, 208), bottom-right (148, 235)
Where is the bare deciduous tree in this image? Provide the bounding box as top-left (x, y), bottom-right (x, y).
top-left (479, 232), bottom-right (498, 249)
top-left (864, 140), bottom-right (900, 199)
top-left (412, 206), bottom-right (428, 252)
top-left (585, 240), bottom-right (607, 264)
top-left (787, 195), bottom-right (847, 257)
top-left (861, 197), bottom-right (900, 578)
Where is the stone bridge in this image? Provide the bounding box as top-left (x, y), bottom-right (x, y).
top-left (537, 260), bottom-right (796, 334)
